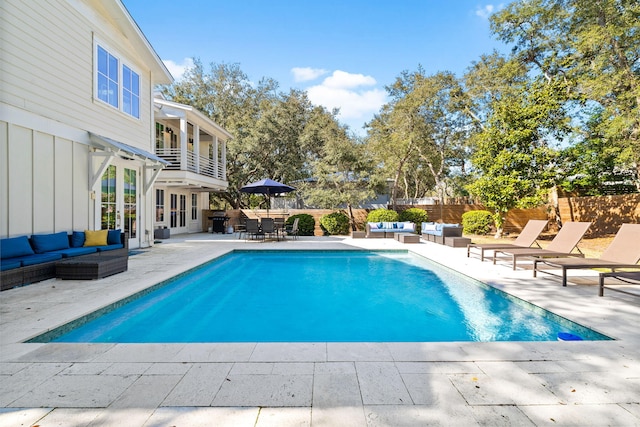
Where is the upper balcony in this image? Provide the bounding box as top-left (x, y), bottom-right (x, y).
top-left (153, 98), bottom-right (231, 192)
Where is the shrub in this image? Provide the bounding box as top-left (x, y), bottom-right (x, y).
top-left (461, 210), bottom-right (494, 235)
top-left (366, 208), bottom-right (399, 223)
top-left (319, 211), bottom-right (350, 235)
top-left (286, 214), bottom-right (315, 236)
top-left (398, 208), bottom-right (429, 225)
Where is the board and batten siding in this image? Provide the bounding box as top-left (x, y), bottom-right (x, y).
top-left (0, 121), bottom-right (92, 237)
top-left (0, 0), bottom-right (154, 151)
top-left (0, 0), bottom-right (169, 242)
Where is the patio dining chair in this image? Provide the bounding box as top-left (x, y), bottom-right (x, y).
top-left (533, 223), bottom-right (640, 287)
top-left (284, 218), bottom-right (299, 240)
top-left (245, 218), bottom-right (263, 241)
top-left (260, 218), bottom-right (279, 241)
top-left (467, 219), bottom-right (548, 261)
top-left (492, 221), bottom-right (591, 270)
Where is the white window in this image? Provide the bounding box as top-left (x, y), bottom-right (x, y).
top-left (95, 42), bottom-right (140, 118)
top-left (122, 65), bottom-right (140, 118)
top-left (97, 46), bottom-right (118, 108)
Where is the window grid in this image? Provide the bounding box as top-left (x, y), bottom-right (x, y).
top-left (124, 168), bottom-right (137, 238)
top-left (96, 43), bottom-right (140, 118)
top-left (179, 195), bottom-right (187, 227)
top-left (97, 46), bottom-right (118, 108)
top-left (156, 189), bottom-right (165, 222)
top-left (101, 165), bottom-right (117, 230)
top-left (191, 194), bottom-right (198, 220)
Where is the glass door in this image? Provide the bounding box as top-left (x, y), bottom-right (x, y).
top-left (101, 161), bottom-right (139, 249)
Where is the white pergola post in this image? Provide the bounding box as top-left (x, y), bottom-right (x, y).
top-left (179, 118), bottom-right (187, 170)
top-left (213, 135), bottom-right (219, 179)
top-left (193, 123), bottom-right (200, 174)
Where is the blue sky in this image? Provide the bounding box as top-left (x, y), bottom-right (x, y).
top-left (123, 0), bottom-right (508, 134)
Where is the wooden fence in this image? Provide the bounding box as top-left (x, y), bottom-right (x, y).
top-left (557, 193), bottom-right (640, 236)
top-left (210, 193), bottom-right (638, 237)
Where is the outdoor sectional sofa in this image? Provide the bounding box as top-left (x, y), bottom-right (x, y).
top-left (0, 230), bottom-right (128, 291)
top-left (421, 222), bottom-right (463, 245)
top-left (366, 221), bottom-right (416, 238)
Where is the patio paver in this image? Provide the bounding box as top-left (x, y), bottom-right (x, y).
top-left (1, 233), bottom-right (639, 426)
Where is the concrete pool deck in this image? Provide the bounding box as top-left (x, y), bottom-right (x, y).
top-left (1, 234), bottom-right (639, 426)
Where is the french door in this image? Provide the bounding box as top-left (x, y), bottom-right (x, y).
top-left (101, 160), bottom-right (140, 248)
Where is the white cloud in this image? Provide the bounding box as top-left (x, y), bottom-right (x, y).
top-left (163, 58), bottom-right (194, 81)
top-left (476, 4), bottom-right (497, 19)
top-left (291, 67), bottom-right (328, 82)
top-left (305, 70), bottom-right (387, 132)
top-left (323, 70), bottom-right (377, 89)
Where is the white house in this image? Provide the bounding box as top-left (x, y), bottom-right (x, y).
top-left (0, 0), bottom-right (229, 248)
top-left (153, 97), bottom-right (231, 235)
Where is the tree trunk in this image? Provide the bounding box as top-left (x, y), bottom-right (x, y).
top-left (347, 203), bottom-right (357, 231)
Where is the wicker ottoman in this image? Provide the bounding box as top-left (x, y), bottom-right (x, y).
top-left (444, 237), bottom-right (472, 248)
top-left (396, 233), bottom-right (420, 243)
top-left (56, 256), bottom-right (128, 280)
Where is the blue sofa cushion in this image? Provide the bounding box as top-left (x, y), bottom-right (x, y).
top-left (107, 229), bottom-right (122, 245)
top-left (30, 232), bottom-right (69, 254)
top-left (1, 236), bottom-right (35, 259)
top-left (95, 244), bottom-right (124, 252)
top-left (48, 247), bottom-right (98, 258)
top-left (70, 231), bottom-right (85, 248)
top-left (1, 260), bottom-right (22, 271)
top-left (19, 253), bottom-right (63, 266)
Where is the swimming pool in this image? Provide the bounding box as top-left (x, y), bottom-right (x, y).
top-left (32, 250), bottom-right (610, 343)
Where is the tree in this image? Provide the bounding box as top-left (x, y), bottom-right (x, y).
top-left (366, 68), bottom-right (471, 208)
top-left (164, 60), bottom-right (277, 208)
top-left (164, 61), bottom-right (325, 209)
top-left (558, 107), bottom-right (639, 195)
top-left (490, 0), bottom-right (640, 187)
top-left (465, 56), bottom-right (565, 236)
top-left (300, 107), bottom-right (375, 230)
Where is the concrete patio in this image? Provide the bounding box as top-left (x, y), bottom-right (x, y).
top-left (1, 233), bottom-right (639, 426)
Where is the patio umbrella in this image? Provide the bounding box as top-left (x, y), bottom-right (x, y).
top-left (240, 178), bottom-right (296, 217)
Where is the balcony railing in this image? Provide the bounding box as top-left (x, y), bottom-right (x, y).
top-left (156, 148), bottom-right (224, 180)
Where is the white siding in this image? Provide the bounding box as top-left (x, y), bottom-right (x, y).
top-left (33, 131), bottom-right (56, 233)
top-left (0, 0), bottom-right (168, 244)
top-left (71, 141), bottom-right (91, 231)
top-left (0, 0), bottom-right (153, 152)
top-left (7, 125), bottom-right (34, 236)
top-left (0, 121), bottom-right (8, 236)
top-left (0, 121), bottom-right (93, 237)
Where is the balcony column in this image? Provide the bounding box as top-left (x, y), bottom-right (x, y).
top-left (221, 139), bottom-right (226, 179)
top-left (179, 117), bottom-right (187, 170)
top-left (213, 135), bottom-right (219, 179)
top-left (193, 123), bottom-right (200, 174)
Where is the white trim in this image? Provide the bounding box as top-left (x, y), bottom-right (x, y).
top-left (0, 103), bottom-right (89, 143)
top-left (93, 36), bottom-right (142, 120)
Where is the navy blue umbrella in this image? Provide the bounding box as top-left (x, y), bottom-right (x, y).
top-left (240, 179), bottom-right (296, 216)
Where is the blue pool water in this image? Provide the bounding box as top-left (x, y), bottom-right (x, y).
top-left (39, 250), bottom-right (609, 343)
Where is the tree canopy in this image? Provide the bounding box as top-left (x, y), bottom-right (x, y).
top-left (159, 1), bottom-right (639, 218)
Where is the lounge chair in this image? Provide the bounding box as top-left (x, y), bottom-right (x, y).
top-left (533, 223), bottom-right (640, 287)
top-left (598, 271), bottom-right (640, 297)
top-left (467, 219), bottom-right (548, 261)
top-left (492, 221), bottom-right (591, 270)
